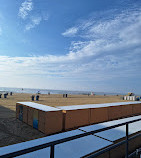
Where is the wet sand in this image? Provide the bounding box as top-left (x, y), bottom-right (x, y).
top-left (0, 93), bottom-right (128, 147)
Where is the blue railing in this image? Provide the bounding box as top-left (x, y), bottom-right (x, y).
top-left (0, 118), bottom-right (141, 158)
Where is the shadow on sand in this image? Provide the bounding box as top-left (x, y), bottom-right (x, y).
top-left (0, 105), bottom-right (15, 119)
top-left (0, 105), bottom-right (45, 147)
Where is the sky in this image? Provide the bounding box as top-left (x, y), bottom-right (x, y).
top-left (0, 0), bottom-right (141, 94)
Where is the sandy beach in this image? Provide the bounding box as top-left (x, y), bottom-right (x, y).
top-left (0, 93), bottom-right (129, 147)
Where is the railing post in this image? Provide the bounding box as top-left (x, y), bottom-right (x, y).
top-left (50, 145), bottom-right (55, 158)
top-left (126, 123), bottom-right (129, 158)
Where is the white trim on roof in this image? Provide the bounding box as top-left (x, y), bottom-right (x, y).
top-left (17, 102), bottom-right (61, 112)
top-left (56, 101), bottom-right (141, 110)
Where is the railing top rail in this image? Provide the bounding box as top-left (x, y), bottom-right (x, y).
top-left (87, 132), bottom-right (141, 158)
top-left (0, 117), bottom-right (141, 158)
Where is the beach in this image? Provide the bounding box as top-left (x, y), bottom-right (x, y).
top-left (0, 93), bottom-right (129, 147)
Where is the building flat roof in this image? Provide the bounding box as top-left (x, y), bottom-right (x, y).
top-left (17, 101), bottom-right (141, 111)
top-left (56, 101), bottom-right (141, 110)
top-left (17, 102), bottom-right (60, 112)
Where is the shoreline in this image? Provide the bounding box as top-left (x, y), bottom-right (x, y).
top-left (0, 87), bottom-right (126, 95)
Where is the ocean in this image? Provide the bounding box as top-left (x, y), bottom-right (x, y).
top-left (0, 87), bottom-right (124, 95)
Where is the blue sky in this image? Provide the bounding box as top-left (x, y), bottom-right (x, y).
top-left (0, 0), bottom-right (141, 94)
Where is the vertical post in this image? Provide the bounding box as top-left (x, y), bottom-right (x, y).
top-left (126, 123), bottom-right (129, 158)
top-left (50, 145), bottom-right (55, 158)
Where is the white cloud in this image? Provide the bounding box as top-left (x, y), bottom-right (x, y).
top-left (18, 0), bottom-right (33, 19)
top-left (25, 14), bottom-right (50, 31)
top-left (32, 16), bottom-right (42, 25)
top-left (25, 16), bottom-right (42, 30)
top-left (1, 6), bottom-right (141, 92)
top-left (18, 0), bottom-right (49, 31)
top-left (1, 8), bottom-right (141, 75)
top-left (62, 27), bottom-right (78, 37)
top-left (67, 8), bottom-right (141, 56)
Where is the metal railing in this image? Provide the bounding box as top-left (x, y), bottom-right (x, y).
top-left (0, 118), bottom-right (141, 158)
top-left (128, 147), bottom-right (141, 158)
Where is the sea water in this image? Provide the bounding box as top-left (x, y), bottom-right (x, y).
top-left (0, 87), bottom-right (124, 95)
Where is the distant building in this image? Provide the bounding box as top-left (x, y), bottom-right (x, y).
top-left (124, 92), bottom-right (141, 101)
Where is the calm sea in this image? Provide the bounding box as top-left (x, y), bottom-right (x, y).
top-left (0, 87), bottom-right (124, 95)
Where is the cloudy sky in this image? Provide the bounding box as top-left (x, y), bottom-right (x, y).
top-left (0, 0), bottom-right (141, 94)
